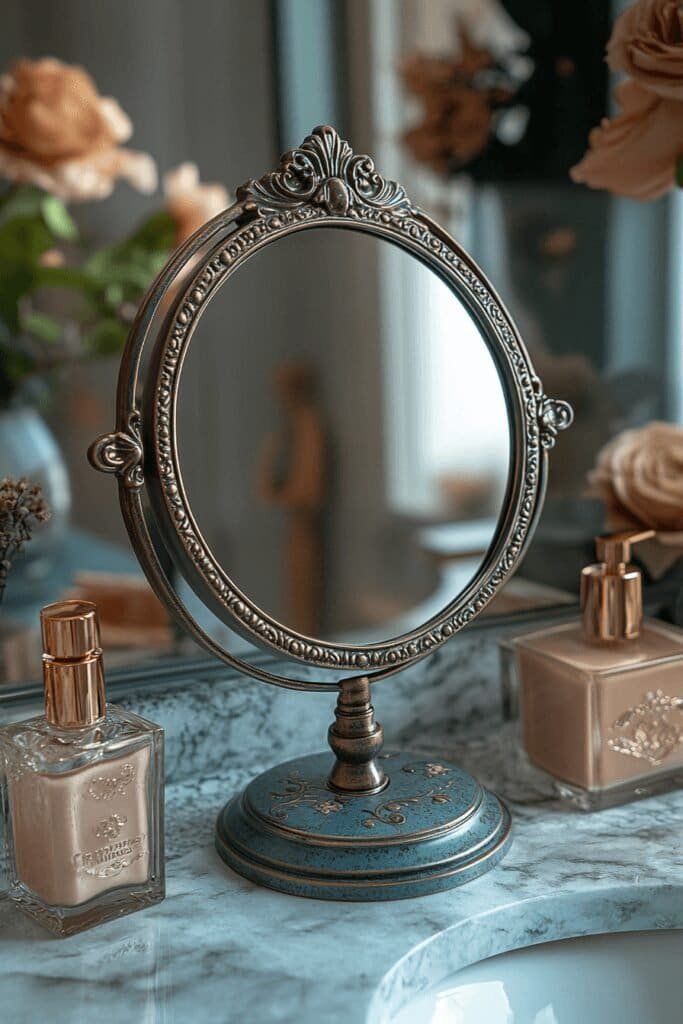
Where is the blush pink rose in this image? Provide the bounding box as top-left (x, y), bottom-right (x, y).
top-left (608, 0), bottom-right (683, 100)
top-left (0, 58), bottom-right (156, 201)
top-left (570, 78), bottom-right (683, 199)
top-left (587, 421), bottom-right (683, 533)
top-left (163, 163), bottom-right (230, 244)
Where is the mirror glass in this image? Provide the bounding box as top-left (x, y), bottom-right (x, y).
top-left (176, 228), bottom-right (510, 644)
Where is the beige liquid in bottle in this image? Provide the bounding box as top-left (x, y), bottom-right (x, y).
top-left (0, 601), bottom-right (164, 935)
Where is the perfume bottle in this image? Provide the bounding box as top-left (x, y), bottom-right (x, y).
top-left (0, 600), bottom-right (164, 936)
top-left (510, 530), bottom-right (683, 809)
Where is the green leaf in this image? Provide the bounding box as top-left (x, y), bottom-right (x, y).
top-left (676, 156), bottom-right (683, 189)
top-left (0, 213), bottom-right (55, 333)
top-left (40, 195), bottom-right (79, 241)
top-left (0, 314), bottom-right (11, 344)
top-left (127, 211), bottom-right (176, 252)
top-left (84, 245), bottom-right (167, 294)
top-left (0, 315), bottom-right (34, 402)
top-left (104, 282), bottom-right (124, 309)
top-left (80, 212), bottom-right (174, 302)
top-left (82, 318), bottom-right (128, 356)
top-left (22, 310), bottom-right (62, 344)
top-left (0, 185), bottom-right (47, 227)
top-left (0, 215), bottom-right (54, 267)
top-left (33, 264), bottom-right (98, 294)
top-left (0, 345), bottom-right (34, 400)
top-left (0, 265), bottom-right (34, 332)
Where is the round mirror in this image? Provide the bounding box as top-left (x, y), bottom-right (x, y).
top-left (88, 126), bottom-right (573, 903)
top-left (90, 125), bottom-right (571, 686)
top-left (176, 228), bottom-right (510, 646)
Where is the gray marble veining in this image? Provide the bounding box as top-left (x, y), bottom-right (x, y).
top-left (110, 625), bottom-right (511, 786)
top-left (1, 724), bottom-right (681, 1024)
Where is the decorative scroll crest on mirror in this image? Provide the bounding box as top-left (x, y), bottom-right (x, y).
top-left (88, 411), bottom-right (144, 490)
top-left (89, 124), bottom-right (573, 678)
top-left (236, 124), bottom-right (414, 217)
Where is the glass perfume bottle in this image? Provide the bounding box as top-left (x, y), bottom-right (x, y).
top-left (0, 600), bottom-right (164, 936)
top-left (509, 530), bottom-right (683, 810)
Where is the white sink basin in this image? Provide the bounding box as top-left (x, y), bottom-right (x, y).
top-left (391, 929), bottom-right (683, 1024)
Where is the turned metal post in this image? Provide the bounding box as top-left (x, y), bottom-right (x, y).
top-left (327, 676), bottom-right (387, 794)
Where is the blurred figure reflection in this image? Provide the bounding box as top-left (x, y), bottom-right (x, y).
top-left (258, 364), bottom-right (328, 637)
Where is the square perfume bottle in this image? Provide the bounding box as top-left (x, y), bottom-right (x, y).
top-left (509, 531), bottom-right (683, 809)
top-left (0, 601), bottom-right (164, 936)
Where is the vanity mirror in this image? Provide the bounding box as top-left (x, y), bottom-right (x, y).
top-left (89, 126), bottom-right (572, 900)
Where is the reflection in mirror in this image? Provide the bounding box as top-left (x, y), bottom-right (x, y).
top-left (177, 228), bottom-right (510, 644)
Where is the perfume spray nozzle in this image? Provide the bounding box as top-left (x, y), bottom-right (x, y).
top-left (595, 529), bottom-right (655, 571)
top-left (582, 529), bottom-right (656, 642)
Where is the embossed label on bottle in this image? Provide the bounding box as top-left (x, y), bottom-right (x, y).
top-left (608, 690), bottom-right (683, 767)
top-left (87, 763), bottom-right (136, 800)
top-left (95, 813), bottom-right (128, 839)
top-left (74, 834), bottom-right (147, 879)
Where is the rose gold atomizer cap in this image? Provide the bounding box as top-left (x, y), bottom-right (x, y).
top-left (41, 600), bottom-right (106, 728)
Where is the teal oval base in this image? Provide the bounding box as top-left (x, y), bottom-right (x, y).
top-left (215, 750), bottom-right (512, 901)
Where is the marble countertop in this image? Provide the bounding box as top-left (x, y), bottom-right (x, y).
top-left (2, 725), bottom-right (682, 1024)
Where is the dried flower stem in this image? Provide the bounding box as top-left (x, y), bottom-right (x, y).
top-left (0, 476), bottom-right (50, 605)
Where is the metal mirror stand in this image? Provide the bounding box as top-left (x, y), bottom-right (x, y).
top-left (90, 126), bottom-right (572, 900)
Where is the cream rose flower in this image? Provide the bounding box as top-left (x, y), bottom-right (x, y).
top-left (0, 57), bottom-right (157, 201)
top-left (163, 163), bottom-right (230, 244)
top-left (587, 422), bottom-right (683, 533)
top-left (608, 0), bottom-right (683, 100)
top-left (570, 78), bottom-right (683, 199)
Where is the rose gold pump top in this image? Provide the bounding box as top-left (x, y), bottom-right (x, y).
top-left (580, 529), bottom-right (655, 643)
top-left (41, 599), bottom-right (101, 658)
top-left (41, 600), bottom-right (106, 728)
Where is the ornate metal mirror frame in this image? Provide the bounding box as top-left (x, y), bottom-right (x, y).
top-left (90, 127), bottom-right (572, 901)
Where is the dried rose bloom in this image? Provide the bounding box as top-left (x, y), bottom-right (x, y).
top-left (400, 34), bottom-right (515, 174)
